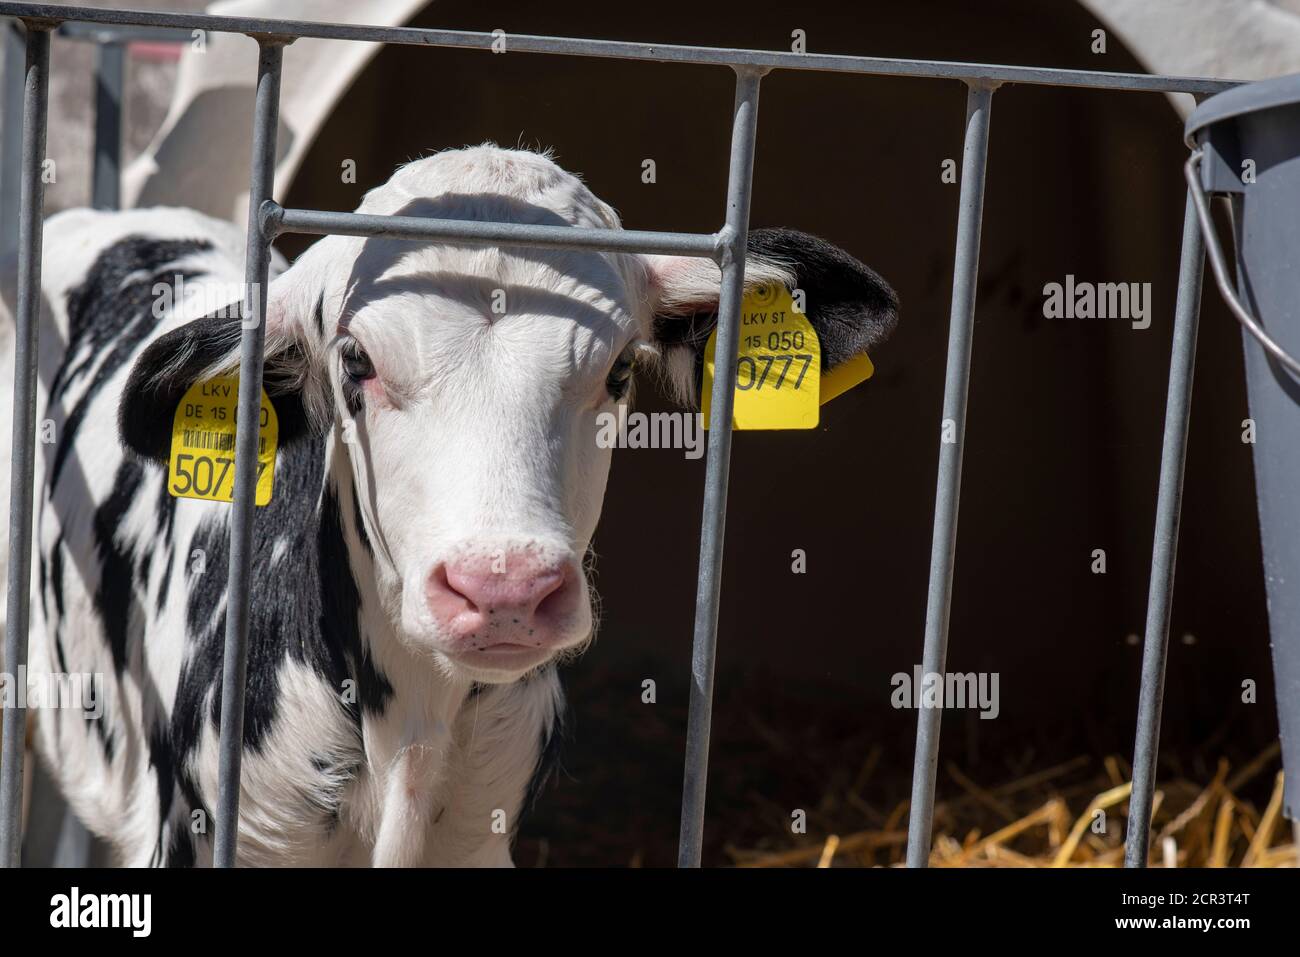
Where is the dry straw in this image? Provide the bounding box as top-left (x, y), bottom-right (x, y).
top-left (727, 745), bottom-right (1295, 868)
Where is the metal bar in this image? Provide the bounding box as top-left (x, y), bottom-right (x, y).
top-left (905, 81), bottom-right (995, 869)
top-left (1, 19), bottom-right (26, 260)
top-left (0, 22), bottom-right (49, 869)
top-left (213, 39), bottom-right (284, 869)
top-left (676, 66), bottom-right (763, 869)
top-left (270, 204), bottom-right (721, 258)
top-left (1123, 189), bottom-right (1205, 868)
top-left (91, 40), bottom-right (123, 210)
top-left (57, 21), bottom-right (192, 44)
top-left (0, 2), bottom-right (1239, 95)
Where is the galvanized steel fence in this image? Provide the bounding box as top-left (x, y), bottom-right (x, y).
top-left (0, 2), bottom-right (1246, 869)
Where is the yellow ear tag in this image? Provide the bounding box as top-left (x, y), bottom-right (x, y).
top-left (168, 376), bottom-right (277, 506)
top-left (702, 285), bottom-right (821, 430)
top-left (819, 350), bottom-right (875, 405)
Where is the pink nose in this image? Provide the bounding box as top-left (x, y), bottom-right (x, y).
top-left (427, 551), bottom-right (578, 649)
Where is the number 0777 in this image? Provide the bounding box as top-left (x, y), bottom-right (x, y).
top-left (735, 353), bottom-right (814, 391)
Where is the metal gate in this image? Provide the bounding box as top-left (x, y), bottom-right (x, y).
top-left (0, 1), bottom-right (1244, 868)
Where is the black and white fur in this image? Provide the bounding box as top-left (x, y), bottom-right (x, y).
top-left (0, 146), bottom-right (897, 866)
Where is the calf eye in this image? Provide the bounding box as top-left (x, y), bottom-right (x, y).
top-left (605, 346), bottom-right (636, 399)
top-left (341, 340), bottom-right (375, 381)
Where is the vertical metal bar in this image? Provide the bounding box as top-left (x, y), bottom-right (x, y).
top-left (91, 40), bottom-right (124, 210)
top-left (1, 20), bottom-right (27, 260)
top-left (0, 22), bottom-right (50, 869)
top-left (905, 81), bottom-right (995, 868)
top-left (676, 66), bottom-right (764, 869)
top-left (213, 39), bottom-right (283, 869)
top-left (1123, 189), bottom-right (1205, 867)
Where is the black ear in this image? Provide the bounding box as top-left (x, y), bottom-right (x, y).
top-left (745, 228), bottom-right (899, 366)
top-left (646, 227), bottom-right (899, 402)
top-left (119, 313), bottom-right (314, 465)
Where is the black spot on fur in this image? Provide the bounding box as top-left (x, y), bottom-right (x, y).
top-left (48, 535), bottom-right (66, 618)
top-left (48, 536), bottom-right (69, 674)
top-left (37, 546), bottom-right (47, 619)
top-left (165, 822), bottom-right (196, 868)
top-left (147, 721), bottom-right (175, 828)
top-left (138, 549), bottom-right (153, 590)
top-left (49, 236), bottom-right (213, 490)
top-left (320, 482), bottom-right (393, 719)
top-left (89, 708), bottom-right (115, 762)
top-left (92, 458), bottom-right (147, 676)
top-left (171, 430), bottom-right (389, 773)
top-left (152, 751), bottom-right (210, 866)
top-left (62, 237), bottom-right (214, 372)
top-left (155, 467), bottom-right (176, 538)
top-left (167, 527), bottom-right (232, 810)
top-left (155, 548), bottom-right (174, 616)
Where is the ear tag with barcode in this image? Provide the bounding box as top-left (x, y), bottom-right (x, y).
top-left (702, 284), bottom-right (821, 430)
top-left (168, 376), bottom-right (277, 506)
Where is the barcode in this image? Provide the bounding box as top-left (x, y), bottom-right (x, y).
top-left (182, 430), bottom-right (267, 455)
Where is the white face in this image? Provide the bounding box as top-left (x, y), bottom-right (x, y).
top-left (272, 148), bottom-right (649, 684)
top-left (336, 240), bottom-right (638, 682)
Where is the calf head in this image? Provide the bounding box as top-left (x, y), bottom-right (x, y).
top-left (120, 145), bottom-right (898, 683)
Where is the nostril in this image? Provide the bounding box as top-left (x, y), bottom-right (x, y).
top-left (431, 564), bottom-right (479, 615)
top-left (532, 570), bottom-right (568, 619)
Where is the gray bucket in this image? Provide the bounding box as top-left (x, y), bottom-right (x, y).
top-left (1187, 75), bottom-right (1300, 821)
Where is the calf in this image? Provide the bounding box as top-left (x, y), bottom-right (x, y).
top-left (0, 145), bottom-right (898, 866)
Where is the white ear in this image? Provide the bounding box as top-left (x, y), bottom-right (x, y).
top-left (252, 239), bottom-right (345, 427)
top-left (264, 238), bottom-right (338, 341)
top-left (642, 253), bottom-right (794, 320)
top-left (641, 252), bottom-right (795, 405)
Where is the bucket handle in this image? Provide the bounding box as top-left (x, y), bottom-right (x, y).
top-left (1185, 149), bottom-right (1300, 378)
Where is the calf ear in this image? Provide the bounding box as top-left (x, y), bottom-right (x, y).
top-left (644, 227), bottom-right (899, 405)
top-left (118, 310), bottom-right (315, 465)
